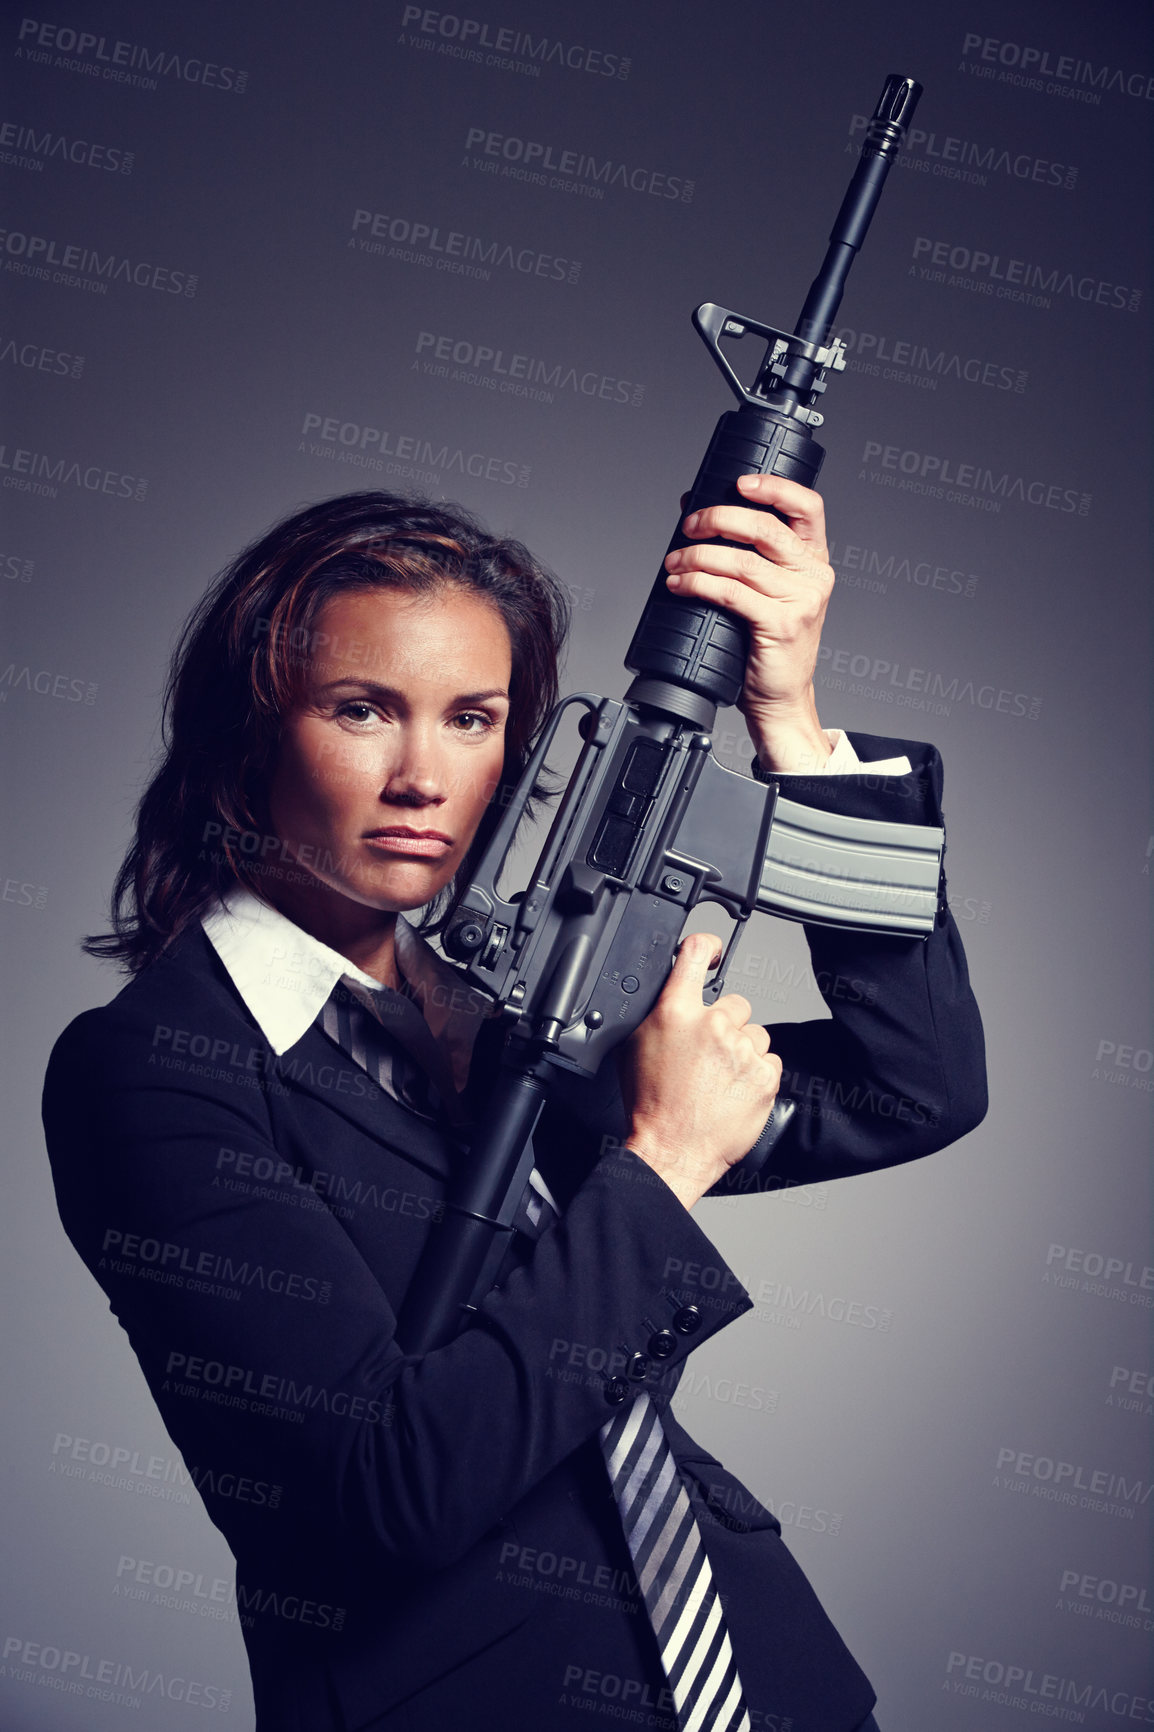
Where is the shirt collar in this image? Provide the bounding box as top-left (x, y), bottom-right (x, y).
top-left (201, 887), bottom-right (495, 1083)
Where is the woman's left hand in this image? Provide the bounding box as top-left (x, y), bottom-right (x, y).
top-left (662, 472), bottom-right (835, 773)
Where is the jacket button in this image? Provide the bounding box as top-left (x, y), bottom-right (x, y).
top-left (672, 1305), bottom-right (703, 1335)
top-left (604, 1377), bottom-right (630, 1405)
top-left (648, 1330), bottom-right (677, 1359)
top-left (627, 1352), bottom-right (650, 1381)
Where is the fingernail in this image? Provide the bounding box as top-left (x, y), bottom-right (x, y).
top-left (736, 474), bottom-right (757, 493)
top-left (683, 511), bottom-right (700, 532)
top-left (665, 572), bottom-right (681, 588)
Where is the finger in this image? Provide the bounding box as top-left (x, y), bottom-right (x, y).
top-left (665, 565), bottom-right (831, 639)
top-left (713, 992), bottom-right (754, 1028)
top-left (678, 499), bottom-right (829, 570)
top-left (725, 1044), bottom-right (780, 1106)
top-left (735, 474), bottom-right (829, 553)
top-left (665, 566), bottom-right (767, 630)
top-left (761, 1049), bottom-right (783, 1086)
top-left (666, 539), bottom-right (831, 605)
top-left (744, 1024), bottom-right (772, 1058)
top-left (665, 932), bottom-right (723, 1001)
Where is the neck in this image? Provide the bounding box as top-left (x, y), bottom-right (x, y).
top-left (257, 875), bottom-right (402, 988)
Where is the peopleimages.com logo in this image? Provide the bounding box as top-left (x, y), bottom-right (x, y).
top-left (859, 439), bottom-right (1090, 516)
top-left (0, 228), bottom-right (197, 297)
top-left (826, 537), bottom-right (980, 599)
top-left (834, 325), bottom-right (1027, 394)
top-left (298, 412), bottom-right (529, 489)
top-left (959, 32), bottom-right (1154, 104)
top-left (1, 1635), bottom-right (232, 1711)
top-left (0, 118), bottom-right (134, 174)
top-left (848, 112), bottom-right (1077, 189)
top-left (944, 1650), bottom-right (1154, 1720)
top-left (14, 17), bottom-right (248, 93)
top-left (350, 208), bottom-right (580, 285)
top-left (0, 440), bottom-right (147, 501)
top-left (413, 330), bottom-right (644, 407)
top-left (463, 126), bottom-right (694, 202)
top-left (994, 1444), bottom-right (1153, 1521)
top-left (0, 337), bottom-right (84, 378)
top-left (816, 641), bottom-right (1041, 722)
top-left (398, 7), bottom-right (630, 79)
top-left (910, 236), bottom-right (1141, 313)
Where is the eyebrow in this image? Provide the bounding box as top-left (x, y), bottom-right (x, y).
top-left (318, 679), bottom-right (509, 705)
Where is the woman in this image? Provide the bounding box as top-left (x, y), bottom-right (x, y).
top-left (44, 481), bottom-right (985, 1731)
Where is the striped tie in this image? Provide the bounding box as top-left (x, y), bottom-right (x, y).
top-left (515, 1186), bottom-right (752, 1732)
top-left (600, 1392), bottom-right (751, 1732)
top-left (321, 978), bottom-right (452, 1121)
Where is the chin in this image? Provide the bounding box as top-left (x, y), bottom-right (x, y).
top-left (358, 867), bottom-right (456, 914)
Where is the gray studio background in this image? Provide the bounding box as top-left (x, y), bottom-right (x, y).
top-left (3, 0), bottom-right (1152, 1727)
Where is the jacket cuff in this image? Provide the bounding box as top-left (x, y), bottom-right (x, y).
top-left (553, 1145), bottom-right (751, 1413)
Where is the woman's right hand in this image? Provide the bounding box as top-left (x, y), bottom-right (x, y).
top-left (617, 932), bottom-right (782, 1210)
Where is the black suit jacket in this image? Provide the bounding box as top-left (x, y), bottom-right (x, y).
top-left (43, 737), bottom-right (986, 1731)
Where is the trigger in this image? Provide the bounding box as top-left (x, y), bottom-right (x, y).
top-left (702, 919), bottom-right (747, 999)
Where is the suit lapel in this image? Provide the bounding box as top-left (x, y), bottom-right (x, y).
top-left (274, 1024), bottom-right (459, 1182)
top-left (185, 920), bottom-right (613, 1197)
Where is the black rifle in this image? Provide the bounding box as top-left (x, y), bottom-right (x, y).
top-left (399, 75), bottom-right (925, 1355)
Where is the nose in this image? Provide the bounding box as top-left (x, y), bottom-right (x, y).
top-left (380, 719), bottom-right (448, 808)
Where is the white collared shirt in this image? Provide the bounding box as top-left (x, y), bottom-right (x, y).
top-left (201, 886), bottom-right (556, 1206)
top-left (201, 888), bottom-right (495, 1092)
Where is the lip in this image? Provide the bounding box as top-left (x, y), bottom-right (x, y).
top-left (363, 827), bottom-right (453, 857)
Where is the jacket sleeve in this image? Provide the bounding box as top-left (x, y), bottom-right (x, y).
top-left (43, 968), bottom-right (748, 1577)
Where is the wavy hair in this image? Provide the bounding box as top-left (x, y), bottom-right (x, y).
top-left (86, 491), bottom-right (569, 971)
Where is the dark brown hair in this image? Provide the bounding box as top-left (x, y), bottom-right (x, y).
top-left (86, 491), bottom-right (569, 971)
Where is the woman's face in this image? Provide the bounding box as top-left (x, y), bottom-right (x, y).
top-left (267, 585), bottom-right (512, 921)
